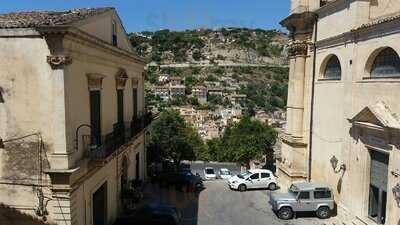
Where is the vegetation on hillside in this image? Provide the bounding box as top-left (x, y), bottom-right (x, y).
top-left (148, 111), bottom-right (278, 167)
top-left (129, 28), bottom-right (287, 64)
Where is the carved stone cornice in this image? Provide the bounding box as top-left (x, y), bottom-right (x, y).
top-left (116, 68), bottom-right (128, 89)
top-left (131, 78), bottom-right (139, 88)
top-left (47, 55), bottom-right (72, 69)
top-left (287, 41), bottom-right (310, 57)
top-left (280, 11), bottom-right (316, 36)
top-left (87, 73), bottom-right (105, 90)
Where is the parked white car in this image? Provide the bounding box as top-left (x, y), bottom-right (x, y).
top-left (228, 169), bottom-right (277, 191)
top-left (204, 167), bottom-right (216, 180)
top-left (218, 168), bottom-right (232, 180)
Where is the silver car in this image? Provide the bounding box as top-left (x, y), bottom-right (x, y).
top-left (269, 182), bottom-right (334, 220)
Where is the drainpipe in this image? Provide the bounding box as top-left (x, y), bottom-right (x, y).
top-left (308, 14), bottom-right (319, 182)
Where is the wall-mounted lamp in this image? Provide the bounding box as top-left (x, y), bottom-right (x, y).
top-left (391, 169), bottom-right (400, 177)
top-left (393, 183), bottom-right (400, 208)
top-left (330, 155), bottom-right (346, 174)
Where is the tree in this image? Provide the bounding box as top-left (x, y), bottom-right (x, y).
top-left (192, 50), bottom-right (202, 61)
top-left (148, 109), bottom-right (204, 170)
top-left (185, 75), bottom-right (198, 86)
top-left (220, 116), bottom-right (277, 168)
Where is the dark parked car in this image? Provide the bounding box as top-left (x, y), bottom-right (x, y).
top-left (114, 203), bottom-right (181, 225)
top-left (157, 170), bottom-right (203, 191)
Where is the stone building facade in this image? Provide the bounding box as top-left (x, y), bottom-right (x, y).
top-left (0, 7), bottom-right (150, 225)
top-left (279, 0), bottom-right (400, 224)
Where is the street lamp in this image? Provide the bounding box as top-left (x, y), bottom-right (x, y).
top-left (330, 155), bottom-right (346, 173)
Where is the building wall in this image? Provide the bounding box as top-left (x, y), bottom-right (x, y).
top-left (70, 134), bottom-right (145, 225)
top-left (369, 0), bottom-right (400, 19)
top-left (310, 3), bottom-right (400, 224)
top-left (0, 22), bottom-right (147, 225)
top-left (78, 11), bottom-right (134, 53)
top-left (0, 35), bottom-right (61, 216)
top-left (63, 34), bottom-right (145, 169)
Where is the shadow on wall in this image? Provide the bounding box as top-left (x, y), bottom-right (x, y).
top-left (0, 87), bottom-right (4, 103)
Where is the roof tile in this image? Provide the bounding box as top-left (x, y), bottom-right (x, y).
top-left (0, 7), bottom-right (113, 29)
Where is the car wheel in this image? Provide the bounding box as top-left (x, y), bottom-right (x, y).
top-left (278, 207), bottom-right (293, 220)
top-left (268, 183), bottom-right (277, 191)
top-left (238, 184), bottom-right (247, 192)
top-left (316, 206), bottom-right (331, 219)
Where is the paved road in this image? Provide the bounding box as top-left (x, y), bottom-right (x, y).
top-left (144, 180), bottom-right (337, 225)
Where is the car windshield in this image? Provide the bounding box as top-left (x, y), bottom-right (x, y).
top-left (220, 170), bottom-right (230, 175)
top-left (288, 184), bottom-right (299, 195)
top-left (237, 171), bottom-right (252, 179)
top-left (205, 169), bottom-right (214, 174)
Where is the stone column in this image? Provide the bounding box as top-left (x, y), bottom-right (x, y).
top-left (287, 41), bottom-right (308, 138)
top-left (285, 57), bottom-right (296, 134)
top-left (292, 55), bottom-right (306, 137)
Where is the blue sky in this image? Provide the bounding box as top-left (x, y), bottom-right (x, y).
top-left (0, 0), bottom-right (289, 32)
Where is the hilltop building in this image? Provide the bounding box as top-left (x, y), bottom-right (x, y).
top-left (0, 7), bottom-right (151, 225)
top-left (191, 86), bottom-right (207, 104)
top-left (280, 0), bottom-right (400, 224)
top-left (229, 94), bottom-right (247, 106)
top-left (169, 76), bottom-right (183, 86)
top-left (154, 85), bottom-right (170, 101)
top-left (207, 87), bottom-right (224, 97)
top-left (169, 84), bottom-right (186, 97)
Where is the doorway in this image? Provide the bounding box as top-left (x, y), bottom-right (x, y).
top-left (368, 150), bottom-right (388, 224)
top-left (93, 182), bottom-right (107, 225)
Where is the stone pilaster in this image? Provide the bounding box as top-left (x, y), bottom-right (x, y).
top-left (286, 41), bottom-right (309, 137)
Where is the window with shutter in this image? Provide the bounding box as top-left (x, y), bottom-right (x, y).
top-left (90, 90), bottom-right (101, 145)
top-left (117, 89), bottom-right (124, 123)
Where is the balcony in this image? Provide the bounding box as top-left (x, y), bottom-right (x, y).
top-left (82, 113), bottom-right (155, 161)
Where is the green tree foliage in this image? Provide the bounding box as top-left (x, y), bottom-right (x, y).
top-left (185, 75), bottom-right (198, 86)
top-left (219, 116), bottom-right (277, 167)
top-left (148, 110), bottom-right (205, 170)
top-left (192, 50), bottom-right (202, 61)
top-left (205, 74), bottom-right (218, 82)
top-left (207, 94), bottom-right (223, 107)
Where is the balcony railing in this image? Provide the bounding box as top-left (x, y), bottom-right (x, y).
top-left (82, 113), bottom-right (155, 161)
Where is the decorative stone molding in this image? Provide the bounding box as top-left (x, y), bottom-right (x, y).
top-left (288, 41), bottom-right (310, 57)
top-left (47, 55), bottom-right (72, 69)
top-left (87, 73), bottom-right (105, 90)
top-left (131, 78), bottom-right (139, 88)
top-left (115, 68), bottom-right (128, 90)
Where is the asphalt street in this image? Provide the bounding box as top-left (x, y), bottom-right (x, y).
top-left (144, 180), bottom-right (338, 225)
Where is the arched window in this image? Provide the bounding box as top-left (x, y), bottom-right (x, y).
top-left (371, 48), bottom-right (400, 77)
top-left (324, 55), bottom-right (341, 79)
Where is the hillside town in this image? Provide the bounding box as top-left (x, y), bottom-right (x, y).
top-left (148, 70), bottom-right (286, 140)
top-left (1, 1), bottom-right (400, 225)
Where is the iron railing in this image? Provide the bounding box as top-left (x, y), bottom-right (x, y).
top-left (82, 113), bottom-right (155, 161)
